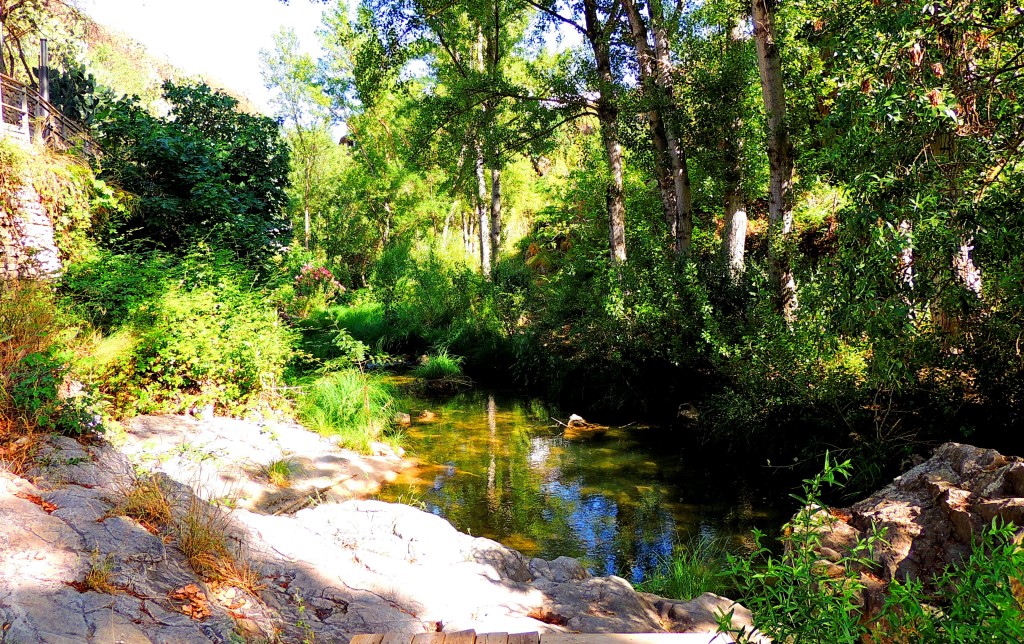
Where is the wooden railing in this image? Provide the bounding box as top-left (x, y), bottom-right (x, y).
top-left (0, 72), bottom-right (92, 153)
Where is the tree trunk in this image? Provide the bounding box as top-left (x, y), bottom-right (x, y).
top-left (303, 207), bottom-right (311, 250)
top-left (622, 0), bottom-right (678, 248)
top-left (583, 0), bottom-right (627, 264)
top-left (648, 0), bottom-right (693, 255)
top-left (476, 142), bottom-right (492, 275)
top-left (752, 0), bottom-right (797, 321)
top-left (490, 167), bottom-right (501, 266)
top-left (722, 183), bottom-right (747, 284)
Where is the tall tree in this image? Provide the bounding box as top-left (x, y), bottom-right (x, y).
top-left (261, 28), bottom-right (333, 250)
top-left (752, 0), bottom-right (797, 320)
top-left (621, 0), bottom-right (694, 255)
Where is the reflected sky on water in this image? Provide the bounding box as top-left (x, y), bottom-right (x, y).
top-left (376, 388), bottom-right (783, 584)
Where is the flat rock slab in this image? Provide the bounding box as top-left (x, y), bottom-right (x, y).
top-left (235, 500), bottom-right (758, 641)
top-left (0, 470), bottom-right (237, 643)
top-left (116, 415), bottom-right (409, 513)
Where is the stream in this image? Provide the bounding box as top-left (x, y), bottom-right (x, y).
top-left (375, 385), bottom-right (787, 584)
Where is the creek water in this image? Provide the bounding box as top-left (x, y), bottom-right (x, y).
top-left (375, 384), bottom-right (787, 584)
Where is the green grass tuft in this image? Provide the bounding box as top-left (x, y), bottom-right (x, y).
top-left (411, 349), bottom-right (465, 380)
top-left (636, 536), bottom-right (731, 600)
top-left (297, 369), bottom-right (395, 452)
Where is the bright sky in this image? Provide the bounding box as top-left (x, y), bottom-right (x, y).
top-left (81, 0), bottom-right (330, 115)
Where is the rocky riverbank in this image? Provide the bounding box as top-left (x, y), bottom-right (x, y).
top-left (0, 416), bottom-right (758, 642)
top-left (812, 442), bottom-right (1024, 616)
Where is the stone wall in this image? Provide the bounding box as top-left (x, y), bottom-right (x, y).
top-left (1, 173), bottom-right (62, 279)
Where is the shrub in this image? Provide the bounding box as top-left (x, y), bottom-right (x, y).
top-left (95, 81), bottom-right (291, 263)
top-left (9, 348), bottom-right (101, 434)
top-left (62, 251), bottom-right (296, 416)
top-left (1, 280), bottom-right (100, 436)
top-left (296, 369), bottom-right (395, 452)
top-left (1, 280), bottom-right (58, 433)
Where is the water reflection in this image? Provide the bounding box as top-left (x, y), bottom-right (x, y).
top-left (377, 388), bottom-right (781, 584)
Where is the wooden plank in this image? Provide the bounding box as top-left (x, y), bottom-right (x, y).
top-left (412, 634), bottom-right (447, 644)
top-left (477, 635), bottom-right (508, 644)
top-left (382, 634), bottom-right (414, 644)
top-left (350, 636), bottom-right (385, 644)
top-left (507, 634), bottom-right (539, 644)
top-left (443, 630), bottom-right (477, 644)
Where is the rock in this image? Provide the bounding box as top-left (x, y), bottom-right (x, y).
top-left (116, 415), bottom-right (409, 514)
top-left (677, 403), bottom-right (699, 422)
top-left (650, 593), bottom-right (765, 641)
top-left (416, 410), bottom-right (438, 422)
top-left (396, 412), bottom-right (413, 427)
top-left (1, 420), bottom-right (761, 642)
top-left (0, 468), bottom-right (235, 643)
top-left (818, 442), bottom-right (1024, 594)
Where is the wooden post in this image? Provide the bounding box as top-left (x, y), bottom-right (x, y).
top-left (20, 85), bottom-right (28, 139)
top-left (39, 39), bottom-right (49, 102)
top-left (39, 39), bottom-right (50, 143)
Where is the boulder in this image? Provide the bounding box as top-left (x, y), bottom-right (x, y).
top-left (817, 442), bottom-right (1024, 595)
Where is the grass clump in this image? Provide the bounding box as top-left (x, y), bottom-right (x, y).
top-left (83, 550), bottom-right (119, 594)
top-left (262, 457), bottom-right (300, 487)
top-left (411, 349), bottom-right (465, 380)
top-left (297, 369), bottom-right (395, 452)
top-left (111, 472), bottom-right (173, 530)
top-left (172, 496), bottom-right (262, 592)
top-left (411, 349), bottom-right (472, 393)
top-left (636, 536), bottom-right (730, 600)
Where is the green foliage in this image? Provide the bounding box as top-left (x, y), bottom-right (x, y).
top-left (0, 280), bottom-right (101, 436)
top-left (94, 81), bottom-right (291, 263)
top-left (48, 58), bottom-right (110, 126)
top-left (9, 348), bottom-right (102, 434)
top-left (722, 456), bottom-right (883, 643)
top-left (296, 369), bottom-right (396, 451)
top-left (61, 250), bottom-right (296, 416)
top-left (880, 520), bottom-right (1024, 643)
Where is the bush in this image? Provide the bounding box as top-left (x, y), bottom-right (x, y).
top-left (95, 81), bottom-right (291, 263)
top-left (9, 348), bottom-right (101, 434)
top-left (1, 280), bottom-right (100, 435)
top-left (296, 369), bottom-right (395, 452)
top-left (62, 250), bottom-right (296, 416)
